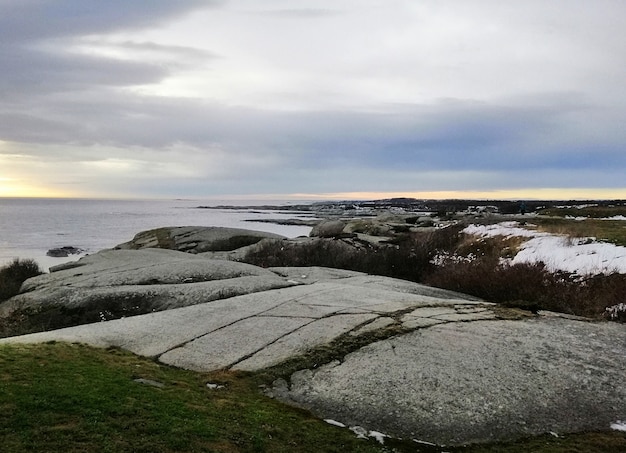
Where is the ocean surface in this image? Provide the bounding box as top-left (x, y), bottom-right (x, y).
top-left (0, 198), bottom-right (314, 271)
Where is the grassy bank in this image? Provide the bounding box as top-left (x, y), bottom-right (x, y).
top-left (0, 342), bottom-right (383, 453)
top-left (1, 342), bottom-right (624, 452)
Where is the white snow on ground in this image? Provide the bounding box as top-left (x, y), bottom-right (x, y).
top-left (325, 421), bottom-right (390, 444)
top-left (611, 421), bottom-right (626, 432)
top-left (463, 222), bottom-right (626, 275)
top-left (564, 215), bottom-right (626, 221)
top-left (463, 222), bottom-right (544, 239)
top-left (324, 419), bottom-right (346, 428)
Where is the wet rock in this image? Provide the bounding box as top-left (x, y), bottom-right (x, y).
top-left (46, 246), bottom-right (84, 258)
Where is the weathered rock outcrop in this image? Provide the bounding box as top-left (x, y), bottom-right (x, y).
top-left (0, 248), bottom-right (294, 337)
top-left (114, 226), bottom-right (285, 254)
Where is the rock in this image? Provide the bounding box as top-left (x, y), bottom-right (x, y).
top-left (1, 272), bottom-right (484, 369)
top-left (46, 246), bottom-right (84, 258)
top-left (310, 220), bottom-right (346, 238)
top-left (279, 318), bottom-right (626, 446)
top-left (343, 219), bottom-right (392, 236)
top-left (114, 226), bottom-right (285, 254)
top-left (3, 225), bottom-right (626, 447)
top-left (0, 248), bottom-right (295, 336)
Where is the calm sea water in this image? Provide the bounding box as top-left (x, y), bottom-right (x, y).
top-left (0, 198), bottom-right (313, 271)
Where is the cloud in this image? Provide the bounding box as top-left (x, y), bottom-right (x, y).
top-left (0, 0), bottom-right (625, 198)
top-left (0, 0), bottom-right (216, 42)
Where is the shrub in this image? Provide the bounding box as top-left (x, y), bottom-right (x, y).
top-left (0, 258), bottom-right (43, 302)
top-left (423, 256), bottom-right (626, 319)
top-left (244, 225), bottom-right (465, 283)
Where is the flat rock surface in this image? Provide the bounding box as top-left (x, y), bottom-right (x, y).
top-left (279, 317), bottom-right (626, 446)
top-left (0, 274), bottom-right (483, 372)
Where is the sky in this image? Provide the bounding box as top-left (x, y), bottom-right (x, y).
top-left (1, 0), bottom-right (625, 200)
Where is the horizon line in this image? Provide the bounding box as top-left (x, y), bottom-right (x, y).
top-left (2, 188), bottom-right (626, 202)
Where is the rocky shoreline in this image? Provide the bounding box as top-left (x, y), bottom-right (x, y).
top-left (1, 222), bottom-right (626, 446)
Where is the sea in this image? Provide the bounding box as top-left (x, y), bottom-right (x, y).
top-left (0, 198), bottom-right (314, 271)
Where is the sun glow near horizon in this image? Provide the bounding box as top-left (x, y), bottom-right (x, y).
top-left (0, 178), bottom-right (74, 198)
top-left (2, 183), bottom-right (626, 202)
top-left (287, 188), bottom-right (626, 201)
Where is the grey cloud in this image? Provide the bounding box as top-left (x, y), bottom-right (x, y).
top-left (0, 46), bottom-right (169, 97)
top-left (3, 87), bottom-right (623, 183)
top-left (254, 8), bottom-right (342, 18)
top-left (114, 41), bottom-right (220, 62)
top-left (0, 0), bottom-right (218, 43)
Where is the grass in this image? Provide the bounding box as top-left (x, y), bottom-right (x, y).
top-left (0, 342), bottom-right (383, 453)
top-left (540, 205), bottom-right (626, 219)
top-left (531, 217), bottom-right (626, 246)
top-left (1, 342), bottom-right (624, 453)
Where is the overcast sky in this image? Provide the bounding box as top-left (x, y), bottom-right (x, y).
top-left (1, 0), bottom-right (625, 200)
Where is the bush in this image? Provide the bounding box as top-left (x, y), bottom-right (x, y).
top-left (423, 256), bottom-right (626, 319)
top-left (0, 258), bottom-right (43, 302)
top-left (244, 225), bottom-right (465, 283)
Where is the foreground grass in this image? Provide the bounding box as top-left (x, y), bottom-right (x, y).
top-left (0, 343), bottom-right (382, 453)
top-left (1, 343), bottom-right (625, 452)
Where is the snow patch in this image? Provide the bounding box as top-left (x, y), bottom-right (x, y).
top-left (611, 421), bottom-right (626, 432)
top-left (463, 222), bottom-right (626, 275)
top-left (604, 215), bottom-right (626, 221)
top-left (324, 419), bottom-right (346, 428)
top-left (368, 430), bottom-right (388, 444)
top-left (327, 421), bottom-right (390, 444)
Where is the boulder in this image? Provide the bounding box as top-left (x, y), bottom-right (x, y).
top-left (310, 220), bottom-right (346, 238)
top-left (114, 226), bottom-right (285, 254)
top-left (46, 246), bottom-right (84, 258)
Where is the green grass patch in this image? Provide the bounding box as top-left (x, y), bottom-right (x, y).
top-left (0, 342), bottom-right (382, 453)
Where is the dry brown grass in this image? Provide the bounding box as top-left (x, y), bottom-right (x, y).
top-left (532, 217), bottom-right (626, 246)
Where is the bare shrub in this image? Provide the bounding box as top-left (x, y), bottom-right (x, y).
top-left (424, 256), bottom-right (626, 318)
top-left (244, 225), bottom-right (466, 282)
top-left (0, 258), bottom-right (43, 302)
